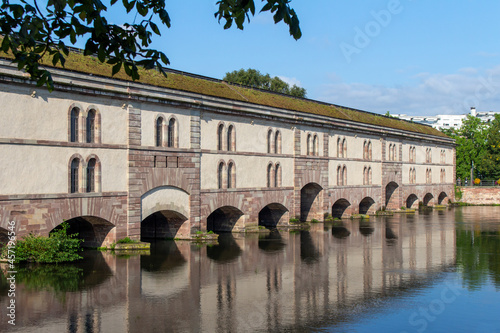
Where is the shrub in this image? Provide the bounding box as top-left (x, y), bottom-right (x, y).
top-left (116, 237), bottom-right (137, 244)
top-left (289, 218), bottom-right (300, 223)
top-left (9, 222), bottom-right (82, 263)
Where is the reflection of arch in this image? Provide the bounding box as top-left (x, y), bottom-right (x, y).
top-left (385, 181), bottom-right (399, 209)
top-left (332, 222), bottom-right (351, 239)
top-left (332, 199), bottom-right (350, 219)
top-left (50, 216), bottom-right (114, 248)
top-left (300, 231), bottom-right (320, 264)
top-left (207, 233), bottom-right (242, 262)
top-left (141, 240), bottom-right (187, 272)
top-left (359, 197), bottom-right (375, 215)
top-left (423, 193), bottom-right (434, 206)
top-left (258, 230), bottom-right (286, 253)
top-left (258, 203), bottom-right (288, 228)
top-left (0, 227), bottom-right (9, 246)
top-left (207, 206), bottom-right (244, 233)
top-left (300, 183), bottom-right (323, 222)
top-left (359, 220), bottom-right (374, 237)
top-left (406, 194), bottom-right (419, 209)
top-left (438, 192), bottom-right (448, 204)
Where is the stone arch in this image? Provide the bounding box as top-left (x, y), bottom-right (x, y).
top-left (438, 192), bottom-right (448, 205)
top-left (207, 206), bottom-right (244, 233)
top-left (359, 197), bottom-right (375, 215)
top-left (332, 198), bottom-right (351, 219)
top-left (0, 227), bottom-right (9, 247)
top-left (300, 182), bottom-right (323, 222)
top-left (50, 216), bottom-right (114, 248)
top-left (140, 186), bottom-right (190, 239)
top-left (385, 181), bottom-right (400, 210)
top-left (406, 194), bottom-right (419, 209)
top-left (258, 203), bottom-right (289, 228)
top-left (423, 193), bottom-right (434, 206)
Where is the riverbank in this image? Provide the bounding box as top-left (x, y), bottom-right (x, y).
top-left (455, 186), bottom-right (500, 205)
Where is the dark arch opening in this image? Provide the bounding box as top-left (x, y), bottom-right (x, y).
top-left (0, 227), bottom-right (9, 249)
top-left (51, 216), bottom-right (114, 248)
top-left (438, 192), bottom-right (448, 205)
top-left (423, 193), bottom-right (434, 206)
top-left (359, 220), bottom-right (374, 237)
top-left (258, 203), bottom-right (288, 229)
top-left (300, 183), bottom-right (323, 222)
top-left (141, 210), bottom-right (188, 240)
top-left (332, 199), bottom-right (351, 219)
top-left (385, 181), bottom-right (400, 209)
top-left (359, 197), bottom-right (375, 215)
top-left (406, 194), bottom-right (419, 209)
top-left (207, 206), bottom-right (244, 233)
top-left (207, 233), bottom-right (242, 263)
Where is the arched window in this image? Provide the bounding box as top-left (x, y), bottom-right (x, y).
top-left (275, 163), bottom-right (281, 187)
top-left (218, 124), bottom-right (224, 151)
top-left (368, 141), bottom-right (372, 160)
top-left (363, 141), bottom-right (367, 160)
top-left (227, 162), bottom-right (235, 188)
top-left (168, 118), bottom-right (176, 148)
top-left (313, 135), bottom-right (319, 156)
top-left (337, 166), bottom-right (342, 186)
top-left (343, 139), bottom-right (347, 158)
top-left (368, 167), bottom-right (372, 185)
top-left (267, 163), bottom-right (274, 187)
top-left (343, 165), bottom-right (347, 186)
top-left (156, 117), bottom-right (164, 147)
top-left (70, 158), bottom-right (80, 193)
top-left (86, 158), bottom-right (96, 192)
top-left (363, 167), bottom-right (367, 185)
top-left (86, 109), bottom-right (96, 143)
top-left (218, 162), bottom-right (225, 189)
top-left (275, 131), bottom-right (281, 154)
top-left (70, 107), bottom-right (79, 142)
top-left (227, 125), bottom-right (235, 152)
top-left (337, 138), bottom-right (342, 158)
top-left (267, 129), bottom-right (273, 154)
top-left (307, 134), bottom-right (312, 155)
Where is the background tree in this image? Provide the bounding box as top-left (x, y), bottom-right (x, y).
top-left (0, 0), bottom-right (301, 91)
top-left (478, 114), bottom-right (500, 181)
top-left (442, 115), bottom-right (487, 182)
top-left (224, 68), bottom-right (307, 97)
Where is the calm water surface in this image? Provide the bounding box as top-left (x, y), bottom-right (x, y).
top-left (1, 206), bottom-right (500, 332)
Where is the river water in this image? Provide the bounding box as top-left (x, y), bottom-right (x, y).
top-left (1, 206), bottom-right (500, 332)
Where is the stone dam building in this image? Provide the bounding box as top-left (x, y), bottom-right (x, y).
top-left (0, 56), bottom-right (455, 247)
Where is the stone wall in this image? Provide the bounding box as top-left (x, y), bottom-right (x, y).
top-left (458, 187), bottom-right (500, 205)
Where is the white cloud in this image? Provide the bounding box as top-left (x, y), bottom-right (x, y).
top-left (318, 66), bottom-right (500, 116)
top-left (277, 75), bottom-right (302, 87)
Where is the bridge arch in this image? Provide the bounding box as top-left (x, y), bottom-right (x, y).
top-left (332, 199), bottom-right (351, 219)
top-left (359, 197), bottom-right (375, 215)
top-left (406, 194), bottom-right (419, 209)
top-left (50, 216), bottom-right (114, 248)
top-left (258, 203), bottom-right (289, 228)
top-left (385, 181), bottom-right (400, 210)
top-left (438, 192), bottom-right (448, 205)
top-left (0, 227), bottom-right (8, 246)
top-left (423, 193), bottom-right (434, 206)
top-left (207, 206), bottom-right (244, 233)
top-left (300, 182), bottom-right (323, 222)
top-left (141, 186), bottom-right (190, 239)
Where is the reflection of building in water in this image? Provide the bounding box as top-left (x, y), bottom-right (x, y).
top-left (0, 213), bottom-right (456, 332)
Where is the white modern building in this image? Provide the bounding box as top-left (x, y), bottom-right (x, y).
top-left (394, 107), bottom-right (500, 130)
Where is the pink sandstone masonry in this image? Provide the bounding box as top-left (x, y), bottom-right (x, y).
top-left (458, 187), bottom-right (500, 205)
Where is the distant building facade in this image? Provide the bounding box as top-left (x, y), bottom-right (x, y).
top-left (394, 107), bottom-right (500, 130)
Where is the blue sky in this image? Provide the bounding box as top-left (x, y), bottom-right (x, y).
top-left (105, 1), bottom-right (500, 116)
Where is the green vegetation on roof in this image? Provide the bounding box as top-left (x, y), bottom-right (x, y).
top-left (1, 51), bottom-right (448, 138)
